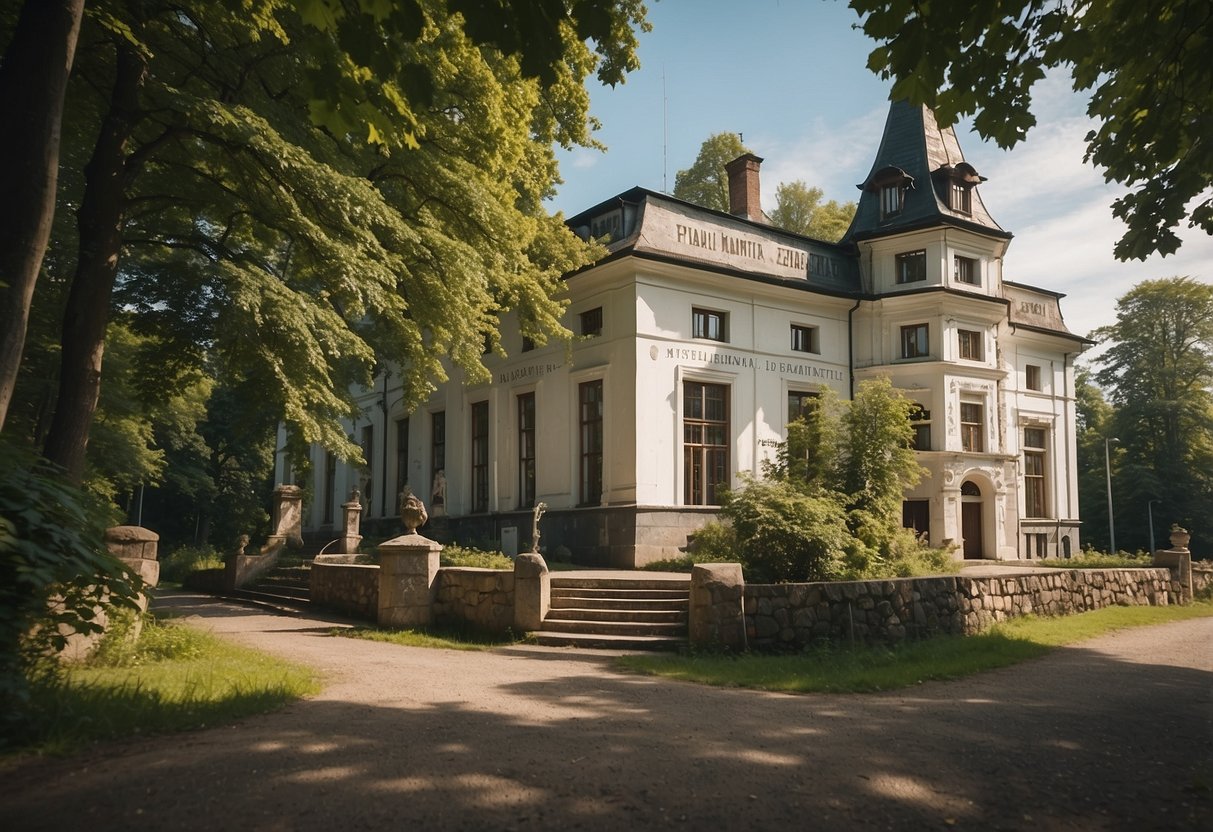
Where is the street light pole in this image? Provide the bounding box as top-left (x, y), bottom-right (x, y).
top-left (1147, 499), bottom-right (1161, 554)
top-left (1104, 437), bottom-right (1119, 554)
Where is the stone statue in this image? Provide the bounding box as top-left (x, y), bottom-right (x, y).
top-left (235, 534), bottom-right (250, 555)
top-left (531, 502), bottom-right (547, 554)
top-left (431, 469), bottom-right (446, 505)
top-left (399, 487), bottom-right (429, 535)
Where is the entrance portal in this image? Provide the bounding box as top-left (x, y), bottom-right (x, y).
top-left (961, 481), bottom-right (983, 559)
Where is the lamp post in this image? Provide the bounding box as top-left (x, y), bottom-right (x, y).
top-left (1104, 437), bottom-right (1119, 554)
top-left (1147, 499), bottom-right (1161, 554)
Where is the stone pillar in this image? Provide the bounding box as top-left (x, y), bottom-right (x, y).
top-left (689, 563), bottom-right (746, 650)
top-left (1154, 528), bottom-right (1193, 603)
top-left (104, 525), bottom-right (160, 592)
top-left (378, 532), bottom-right (442, 628)
top-left (339, 491), bottom-right (363, 554)
top-left (271, 484), bottom-right (304, 548)
top-left (513, 553), bottom-right (550, 631)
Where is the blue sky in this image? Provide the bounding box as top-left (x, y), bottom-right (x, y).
top-left (547, 0), bottom-right (1212, 349)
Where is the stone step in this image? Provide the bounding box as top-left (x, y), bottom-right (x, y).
top-left (529, 631), bottom-right (686, 651)
top-left (549, 594), bottom-right (689, 612)
top-left (539, 617), bottom-right (687, 638)
top-left (550, 576), bottom-right (690, 592)
top-left (246, 581), bottom-right (310, 600)
top-left (229, 587), bottom-right (312, 610)
top-left (550, 587), bottom-right (690, 601)
top-left (547, 607), bottom-right (687, 624)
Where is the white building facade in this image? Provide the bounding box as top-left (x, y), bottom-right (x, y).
top-left (283, 102), bottom-right (1088, 566)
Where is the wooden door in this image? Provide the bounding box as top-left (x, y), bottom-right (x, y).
top-left (962, 501), bottom-right (983, 559)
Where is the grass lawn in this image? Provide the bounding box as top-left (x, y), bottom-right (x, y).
top-left (334, 625), bottom-right (518, 650)
top-left (618, 601), bottom-right (1213, 694)
top-left (7, 618), bottom-right (319, 759)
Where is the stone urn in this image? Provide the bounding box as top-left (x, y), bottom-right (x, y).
top-left (1169, 526), bottom-right (1191, 551)
top-left (399, 488), bottom-right (428, 534)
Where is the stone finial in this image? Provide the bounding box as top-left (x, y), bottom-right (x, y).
top-left (236, 534), bottom-right (250, 555)
top-left (399, 487), bottom-right (429, 534)
top-left (1169, 525), bottom-right (1191, 551)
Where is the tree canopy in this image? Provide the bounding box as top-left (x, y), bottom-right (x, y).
top-left (767, 181), bottom-right (856, 243)
top-left (672, 132), bottom-right (748, 214)
top-left (848, 0), bottom-right (1213, 261)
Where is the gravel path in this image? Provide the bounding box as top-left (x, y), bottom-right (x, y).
top-left (2, 592), bottom-right (1210, 831)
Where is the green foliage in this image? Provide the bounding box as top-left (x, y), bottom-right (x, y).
top-left (0, 440), bottom-right (143, 743)
top-left (335, 623), bottom-right (515, 649)
top-left (721, 378), bottom-right (942, 582)
top-left (849, 0), bottom-right (1212, 260)
top-left (1087, 277), bottom-right (1213, 555)
top-left (439, 545), bottom-right (513, 570)
top-left (767, 180), bottom-right (857, 242)
top-left (673, 132), bottom-right (750, 212)
top-left (1038, 552), bottom-right (1153, 570)
top-left (9, 616), bottom-right (318, 755)
top-left (641, 522), bottom-right (741, 572)
top-left (158, 545), bottom-right (225, 585)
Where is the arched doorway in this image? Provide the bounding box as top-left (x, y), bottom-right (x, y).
top-left (961, 480), bottom-right (983, 559)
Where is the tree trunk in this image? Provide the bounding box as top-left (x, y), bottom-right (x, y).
top-left (43, 44), bottom-right (147, 483)
top-left (0, 0), bottom-right (85, 432)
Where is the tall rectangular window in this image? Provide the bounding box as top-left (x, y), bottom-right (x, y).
top-left (1026, 364), bottom-right (1042, 391)
top-left (517, 393), bottom-right (536, 508)
top-left (901, 323), bottom-right (929, 359)
top-left (580, 307), bottom-right (602, 337)
top-left (431, 411), bottom-right (446, 509)
top-left (902, 500), bottom-right (930, 536)
top-left (790, 324), bottom-right (818, 354)
top-left (951, 183), bottom-right (972, 214)
top-left (692, 308), bottom-right (728, 342)
top-left (323, 452), bottom-right (336, 525)
top-left (788, 390), bottom-right (818, 424)
top-left (909, 404), bottom-right (931, 451)
top-left (960, 402), bottom-right (984, 452)
top-left (395, 417), bottom-right (409, 501)
top-left (880, 184), bottom-right (902, 217)
top-left (471, 401), bottom-right (489, 512)
top-left (954, 255), bottom-right (980, 285)
top-left (360, 424), bottom-right (374, 514)
top-left (1024, 427), bottom-right (1047, 518)
top-left (684, 381), bottom-right (729, 505)
top-left (895, 250), bottom-right (926, 284)
top-left (579, 381), bottom-right (603, 506)
top-left (958, 329), bottom-right (983, 361)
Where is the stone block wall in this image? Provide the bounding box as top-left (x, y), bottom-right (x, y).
top-left (743, 568), bottom-right (1176, 650)
top-left (433, 568), bottom-right (515, 632)
top-left (311, 562), bottom-right (379, 620)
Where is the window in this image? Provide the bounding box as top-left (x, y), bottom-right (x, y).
top-left (395, 417), bottom-right (409, 501)
top-left (909, 405), bottom-right (931, 451)
top-left (895, 250), bottom-right (926, 284)
top-left (900, 323), bottom-right (929, 359)
top-left (953, 255), bottom-right (980, 285)
top-left (902, 500), bottom-right (930, 537)
top-left (692, 308), bottom-right (728, 342)
top-left (960, 402), bottom-right (984, 452)
top-left (958, 329), bottom-right (983, 361)
top-left (360, 425), bottom-right (374, 513)
top-left (1026, 364), bottom-right (1042, 391)
top-left (880, 183), bottom-right (902, 217)
top-left (323, 452), bottom-right (336, 525)
top-left (579, 381), bottom-right (603, 506)
top-left (517, 393), bottom-right (535, 508)
top-left (684, 381), bottom-right (729, 505)
top-left (471, 401), bottom-right (489, 512)
top-left (788, 390), bottom-right (818, 424)
top-left (579, 307), bottom-right (602, 337)
top-left (431, 411), bottom-right (446, 508)
top-left (1024, 427), bottom-right (1047, 518)
top-left (521, 336), bottom-right (535, 353)
top-left (951, 182), bottom-right (972, 214)
top-left (790, 324), bottom-right (818, 354)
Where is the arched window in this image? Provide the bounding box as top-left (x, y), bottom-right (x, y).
top-left (960, 481), bottom-right (981, 497)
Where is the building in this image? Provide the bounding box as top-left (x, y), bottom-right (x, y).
top-left (281, 101), bottom-right (1089, 566)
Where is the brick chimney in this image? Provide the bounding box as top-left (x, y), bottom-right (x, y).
top-left (725, 153), bottom-right (765, 222)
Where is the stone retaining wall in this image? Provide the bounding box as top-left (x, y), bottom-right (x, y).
top-left (311, 562), bottom-right (378, 620)
top-left (743, 568), bottom-right (1176, 650)
top-left (433, 568), bottom-right (515, 632)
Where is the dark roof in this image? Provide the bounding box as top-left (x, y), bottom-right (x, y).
top-left (843, 101), bottom-right (1011, 243)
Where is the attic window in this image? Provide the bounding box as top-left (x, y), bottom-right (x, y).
top-left (862, 166), bottom-right (914, 220)
top-left (880, 185), bottom-right (903, 218)
top-left (935, 163), bottom-right (985, 215)
top-left (951, 182), bottom-right (972, 214)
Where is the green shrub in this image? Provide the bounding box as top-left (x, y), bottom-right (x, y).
top-left (158, 545), bottom-right (224, 584)
top-left (1039, 551), bottom-right (1153, 569)
top-left (642, 522), bottom-right (743, 572)
top-left (440, 545), bottom-right (513, 570)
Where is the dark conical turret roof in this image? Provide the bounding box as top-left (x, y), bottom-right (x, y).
top-left (842, 101), bottom-right (1010, 243)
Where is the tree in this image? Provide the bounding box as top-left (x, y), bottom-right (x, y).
top-left (0, 0), bottom-right (85, 431)
top-left (767, 180), bottom-right (856, 242)
top-left (1090, 277), bottom-right (1213, 553)
top-left (17, 0), bottom-right (648, 483)
top-left (1073, 366), bottom-right (1115, 553)
top-left (849, 0), bottom-right (1213, 261)
top-left (673, 132), bottom-right (749, 213)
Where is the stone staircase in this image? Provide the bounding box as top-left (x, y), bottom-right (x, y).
top-left (531, 574), bottom-right (691, 651)
top-left (231, 561), bottom-right (313, 609)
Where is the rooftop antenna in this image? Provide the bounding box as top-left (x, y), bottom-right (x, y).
top-left (662, 66), bottom-right (668, 192)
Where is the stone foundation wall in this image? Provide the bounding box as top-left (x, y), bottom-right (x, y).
top-left (311, 562), bottom-right (379, 620)
top-left (743, 568), bottom-right (1176, 650)
top-left (433, 568), bottom-right (515, 632)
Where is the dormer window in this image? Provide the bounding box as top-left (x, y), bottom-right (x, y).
top-left (935, 162), bottom-right (985, 216)
top-left (880, 184), bottom-right (902, 217)
top-left (862, 166), bottom-right (915, 221)
top-left (951, 182), bottom-right (971, 214)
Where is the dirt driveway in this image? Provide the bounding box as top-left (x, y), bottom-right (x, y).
top-left (2, 592), bottom-right (1209, 831)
